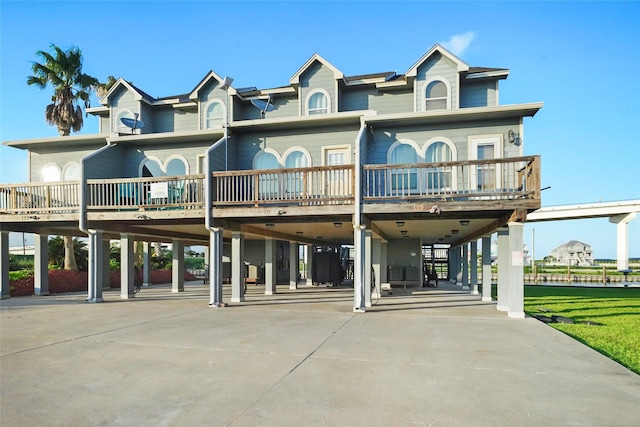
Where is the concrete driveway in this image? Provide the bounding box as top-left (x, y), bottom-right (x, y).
top-left (2, 282), bottom-right (639, 426)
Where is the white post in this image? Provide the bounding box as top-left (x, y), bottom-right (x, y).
top-left (353, 225), bottom-right (366, 312)
top-left (34, 234), bottom-right (49, 296)
top-left (497, 228), bottom-right (509, 311)
top-left (610, 213), bottom-right (636, 271)
top-left (482, 236), bottom-right (492, 302)
top-left (462, 244), bottom-right (469, 290)
top-left (120, 233), bottom-right (135, 299)
top-left (306, 244), bottom-right (314, 286)
top-left (265, 238), bottom-right (277, 295)
top-left (86, 229), bottom-right (104, 303)
top-left (470, 240), bottom-right (478, 295)
top-left (289, 241), bottom-right (298, 289)
top-left (172, 239), bottom-right (184, 293)
top-left (508, 222), bottom-right (525, 318)
top-left (143, 241), bottom-right (151, 287)
top-left (364, 229), bottom-right (372, 307)
top-left (231, 232), bottom-right (245, 302)
top-left (209, 228), bottom-right (224, 307)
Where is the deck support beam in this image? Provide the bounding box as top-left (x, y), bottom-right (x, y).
top-left (142, 241), bottom-right (151, 287)
top-left (86, 229), bottom-right (104, 303)
top-left (231, 232), bottom-right (245, 302)
top-left (1, 231), bottom-right (11, 299)
top-left (496, 228), bottom-right (509, 311)
top-left (208, 228), bottom-right (224, 307)
top-left (265, 238), bottom-right (277, 295)
top-left (353, 225), bottom-right (366, 312)
top-left (470, 240), bottom-right (479, 295)
top-left (289, 241), bottom-right (298, 290)
top-left (120, 233), bottom-right (135, 299)
top-left (462, 244), bottom-right (469, 290)
top-left (481, 236), bottom-right (492, 302)
top-left (172, 239), bottom-right (184, 293)
top-left (34, 234), bottom-right (49, 296)
top-left (610, 213), bottom-right (636, 271)
top-left (508, 222), bottom-right (525, 318)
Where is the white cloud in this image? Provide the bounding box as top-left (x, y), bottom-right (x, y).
top-left (441, 32), bottom-right (476, 56)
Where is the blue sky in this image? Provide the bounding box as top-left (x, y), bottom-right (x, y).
top-left (1, 1), bottom-right (639, 259)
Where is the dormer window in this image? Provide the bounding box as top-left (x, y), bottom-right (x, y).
top-left (205, 100), bottom-right (224, 128)
top-left (306, 90), bottom-right (330, 115)
top-left (425, 79), bottom-right (449, 111)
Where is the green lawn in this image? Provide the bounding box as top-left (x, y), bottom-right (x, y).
top-left (522, 286), bottom-right (640, 375)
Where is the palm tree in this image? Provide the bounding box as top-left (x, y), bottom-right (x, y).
top-left (27, 43), bottom-right (99, 136)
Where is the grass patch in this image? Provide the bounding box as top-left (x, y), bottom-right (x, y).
top-left (523, 286), bottom-right (640, 375)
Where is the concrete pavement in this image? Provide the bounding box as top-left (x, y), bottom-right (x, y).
top-left (1, 281), bottom-right (639, 426)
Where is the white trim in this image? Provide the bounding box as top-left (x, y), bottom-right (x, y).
top-left (165, 154), bottom-right (190, 175)
top-left (196, 154), bottom-right (206, 174)
top-left (422, 77), bottom-right (451, 112)
top-left (283, 147), bottom-right (312, 167)
top-left (423, 137), bottom-right (458, 191)
top-left (305, 88), bottom-right (331, 115)
top-left (387, 139), bottom-right (422, 163)
top-left (138, 156), bottom-right (164, 177)
top-left (406, 44), bottom-right (470, 77)
top-left (252, 148), bottom-right (282, 169)
top-left (115, 108), bottom-right (136, 134)
top-left (290, 53), bottom-right (343, 85)
top-left (202, 98), bottom-right (225, 130)
top-left (62, 161), bottom-right (81, 181)
top-left (321, 144), bottom-right (352, 166)
top-left (468, 134), bottom-right (504, 190)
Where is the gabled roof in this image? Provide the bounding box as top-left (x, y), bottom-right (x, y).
top-left (189, 70), bottom-right (227, 100)
top-left (99, 78), bottom-right (156, 106)
top-left (289, 53), bottom-right (343, 85)
top-left (405, 43), bottom-right (469, 78)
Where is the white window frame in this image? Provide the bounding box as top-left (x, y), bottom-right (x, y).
top-left (41, 163), bottom-right (61, 182)
top-left (203, 98), bottom-right (225, 129)
top-left (305, 89), bottom-right (331, 115)
top-left (423, 77), bottom-right (451, 112)
top-left (423, 137), bottom-right (458, 192)
top-left (115, 108), bottom-right (137, 134)
top-left (468, 134), bottom-right (503, 191)
top-left (387, 139), bottom-right (421, 194)
top-left (62, 161), bottom-right (81, 181)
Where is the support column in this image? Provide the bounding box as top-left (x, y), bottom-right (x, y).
top-left (34, 234), bottom-right (49, 296)
top-left (172, 239), bottom-right (184, 293)
top-left (451, 246), bottom-right (461, 285)
top-left (482, 236), bottom-right (492, 302)
top-left (209, 228), bottom-right (224, 307)
top-left (102, 239), bottom-right (111, 289)
top-left (610, 213), bottom-right (636, 271)
top-left (120, 233), bottom-right (135, 299)
top-left (372, 238), bottom-right (382, 299)
top-left (1, 231), bottom-right (11, 299)
top-left (265, 238), bottom-right (277, 295)
top-left (86, 229), bottom-right (104, 303)
top-left (306, 244), bottom-right (313, 286)
top-left (142, 241), bottom-right (151, 287)
top-left (508, 222), bottom-right (525, 318)
top-left (231, 232), bottom-right (245, 302)
top-left (289, 241), bottom-right (298, 290)
top-left (380, 241), bottom-right (388, 284)
top-left (497, 228), bottom-right (509, 311)
top-left (470, 240), bottom-right (479, 295)
top-left (353, 225), bottom-right (366, 312)
top-left (364, 229), bottom-right (372, 307)
top-left (462, 244), bottom-right (469, 290)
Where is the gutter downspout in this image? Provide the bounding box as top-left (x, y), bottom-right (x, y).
top-left (353, 122), bottom-right (367, 312)
top-left (206, 136), bottom-right (227, 307)
top-left (80, 143), bottom-right (115, 303)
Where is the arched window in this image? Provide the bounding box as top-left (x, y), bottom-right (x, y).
top-left (425, 80), bottom-right (448, 111)
top-left (63, 162), bottom-right (81, 181)
top-left (425, 141), bottom-right (453, 190)
top-left (389, 142), bottom-right (419, 192)
top-left (205, 100), bottom-right (224, 128)
top-left (254, 151), bottom-right (280, 198)
top-left (307, 90), bottom-right (329, 115)
top-left (115, 109), bottom-right (136, 133)
top-left (141, 158), bottom-right (163, 177)
top-left (284, 149), bottom-right (310, 195)
top-left (41, 164), bottom-right (61, 182)
top-left (166, 157), bottom-right (187, 176)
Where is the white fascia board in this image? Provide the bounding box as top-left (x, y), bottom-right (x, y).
top-left (107, 128), bottom-right (225, 145)
top-left (405, 44), bottom-right (470, 78)
top-left (230, 110), bottom-right (373, 131)
top-left (376, 77), bottom-right (410, 89)
top-left (364, 103), bottom-right (544, 125)
top-left (189, 70), bottom-right (225, 100)
top-left (466, 70), bottom-right (510, 80)
top-left (289, 53), bottom-right (344, 85)
top-left (99, 78), bottom-right (146, 105)
top-left (86, 106), bottom-right (110, 116)
top-left (3, 134), bottom-right (109, 149)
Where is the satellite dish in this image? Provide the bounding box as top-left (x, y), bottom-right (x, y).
top-left (120, 113), bottom-right (145, 134)
top-left (250, 96), bottom-right (274, 119)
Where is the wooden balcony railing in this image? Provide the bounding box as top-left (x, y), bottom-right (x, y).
top-left (0, 181), bottom-right (80, 214)
top-left (87, 175), bottom-right (205, 210)
top-left (362, 155), bottom-right (540, 202)
top-left (0, 156), bottom-right (540, 217)
top-left (212, 165), bottom-right (355, 207)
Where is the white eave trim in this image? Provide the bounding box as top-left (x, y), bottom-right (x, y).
top-left (363, 103), bottom-right (544, 125)
top-left (405, 44), bottom-right (470, 78)
top-left (231, 110), bottom-right (376, 131)
top-left (289, 53), bottom-right (344, 85)
top-left (86, 106), bottom-right (109, 116)
top-left (3, 133), bottom-right (109, 149)
top-left (466, 70), bottom-right (510, 80)
top-left (188, 70), bottom-right (225, 100)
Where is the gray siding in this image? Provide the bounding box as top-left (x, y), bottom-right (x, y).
top-left (140, 103), bottom-right (154, 133)
top-left (341, 86), bottom-right (414, 115)
top-left (198, 80), bottom-right (227, 129)
top-left (110, 88), bottom-right (140, 133)
top-left (83, 145), bottom-right (126, 179)
top-left (234, 125), bottom-right (358, 170)
top-left (99, 116), bottom-right (110, 134)
top-left (29, 144), bottom-right (111, 181)
top-left (235, 94), bottom-right (299, 121)
top-left (416, 52), bottom-right (459, 111)
top-left (460, 80), bottom-right (498, 108)
top-left (299, 61), bottom-right (336, 115)
top-left (132, 142), bottom-right (212, 176)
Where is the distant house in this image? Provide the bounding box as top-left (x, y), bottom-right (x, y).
top-left (549, 241), bottom-right (593, 266)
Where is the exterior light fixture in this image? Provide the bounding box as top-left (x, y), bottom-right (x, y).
top-left (451, 229), bottom-right (459, 234)
top-left (396, 221), bottom-right (405, 227)
top-left (460, 220), bottom-right (470, 226)
top-left (403, 236), bottom-right (409, 240)
top-left (334, 222), bottom-right (342, 228)
top-left (401, 230), bottom-right (408, 236)
top-left (445, 235), bottom-right (451, 239)
top-left (296, 231), bottom-right (303, 236)
top-left (266, 223), bottom-right (275, 229)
